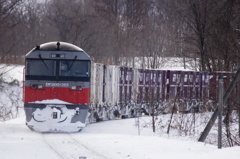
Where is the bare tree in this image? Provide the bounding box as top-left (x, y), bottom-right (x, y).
top-left (208, 0), bottom-right (240, 72)
top-left (46, 0), bottom-right (92, 44)
top-left (175, 0), bottom-right (214, 71)
top-left (175, 0), bottom-right (240, 72)
top-left (0, 0), bottom-right (24, 63)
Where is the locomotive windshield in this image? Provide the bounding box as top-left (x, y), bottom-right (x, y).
top-left (27, 59), bottom-right (55, 76)
top-left (26, 59), bottom-right (90, 81)
top-left (59, 60), bottom-right (89, 77)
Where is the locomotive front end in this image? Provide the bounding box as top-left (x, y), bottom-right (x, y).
top-left (23, 42), bottom-right (90, 132)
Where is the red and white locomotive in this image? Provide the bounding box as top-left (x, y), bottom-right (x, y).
top-left (23, 42), bottom-right (90, 132)
top-left (23, 41), bottom-right (235, 132)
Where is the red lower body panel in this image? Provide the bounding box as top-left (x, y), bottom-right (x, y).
top-left (24, 86), bottom-right (90, 104)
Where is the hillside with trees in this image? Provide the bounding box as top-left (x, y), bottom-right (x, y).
top-left (0, 0), bottom-right (240, 71)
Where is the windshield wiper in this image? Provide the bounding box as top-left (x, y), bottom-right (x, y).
top-left (68, 56), bottom-right (77, 71)
top-left (38, 55), bottom-right (49, 70)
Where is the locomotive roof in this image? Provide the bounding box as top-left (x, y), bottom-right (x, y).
top-left (36, 41), bottom-right (84, 51)
top-left (25, 41), bottom-right (90, 60)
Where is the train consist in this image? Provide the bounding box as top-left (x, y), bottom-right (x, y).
top-left (23, 41), bottom-right (234, 132)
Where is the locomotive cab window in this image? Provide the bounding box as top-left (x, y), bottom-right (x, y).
top-left (26, 59), bottom-right (56, 76)
top-left (59, 60), bottom-right (90, 77)
top-left (26, 59), bottom-right (90, 81)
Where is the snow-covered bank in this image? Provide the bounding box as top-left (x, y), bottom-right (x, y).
top-left (0, 64), bottom-right (24, 83)
top-left (0, 64), bottom-right (24, 121)
top-left (0, 116), bottom-right (240, 159)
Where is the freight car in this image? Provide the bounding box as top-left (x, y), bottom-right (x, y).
top-left (23, 41), bottom-right (234, 132)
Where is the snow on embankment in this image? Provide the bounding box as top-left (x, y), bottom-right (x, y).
top-left (0, 64), bottom-right (24, 121)
top-left (1, 116), bottom-right (240, 159)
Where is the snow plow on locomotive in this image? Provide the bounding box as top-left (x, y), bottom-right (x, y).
top-left (23, 42), bottom-right (90, 132)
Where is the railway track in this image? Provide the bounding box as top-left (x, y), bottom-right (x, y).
top-left (42, 133), bottom-right (109, 159)
top-left (42, 134), bottom-right (66, 159)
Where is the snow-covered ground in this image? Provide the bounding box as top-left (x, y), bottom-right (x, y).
top-left (0, 64), bottom-right (240, 159)
top-left (0, 116), bottom-right (240, 159)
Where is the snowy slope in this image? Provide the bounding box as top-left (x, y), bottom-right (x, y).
top-left (1, 116), bottom-right (240, 159)
top-left (0, 64), bottom-right (24, 121)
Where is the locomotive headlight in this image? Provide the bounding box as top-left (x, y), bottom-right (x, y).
top-left (71, 86), bottom-right (83, 90)
top-left (31, 84), bottom-right (44, 89)
top-left (37, 85), bottom-right (43, 89)
top-left (71, 86), bottom-right (77, 90)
